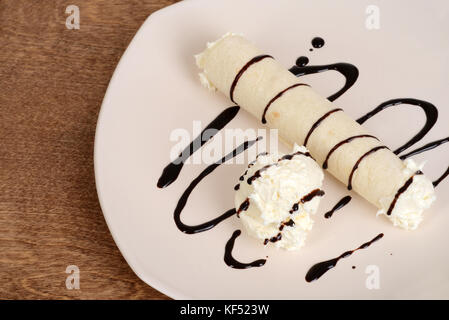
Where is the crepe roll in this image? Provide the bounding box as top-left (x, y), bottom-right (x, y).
top-left (195, 33), bottom-right (435, 230)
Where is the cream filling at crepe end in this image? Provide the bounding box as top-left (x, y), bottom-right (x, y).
top-left (377, 159), bottom-right (436, 230)
top-left (198, 72), bottom-right (216, 92)
top-left (235, 144), bottom-right (324, 250)
top-left (195, 32), bottom-right (243, 92)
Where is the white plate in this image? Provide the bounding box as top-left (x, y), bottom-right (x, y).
top-left (94, 0), bottom-right (449, 299)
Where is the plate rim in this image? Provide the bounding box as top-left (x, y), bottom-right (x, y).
top-left (93, 0), bottom-right (193, 300)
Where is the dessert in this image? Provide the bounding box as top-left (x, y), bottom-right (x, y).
top-left (195, 33), bottom-right (436, 230)
top-left (235, 144), bottom-right (324, 250)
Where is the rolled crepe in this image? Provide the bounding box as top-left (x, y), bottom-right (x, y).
top-left (195, 33), bottom-right (435, 230)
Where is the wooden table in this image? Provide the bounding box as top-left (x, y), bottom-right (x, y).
top-left (0, 0), bottom-right (180, 299)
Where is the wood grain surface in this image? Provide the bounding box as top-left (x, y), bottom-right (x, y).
top-left (0, 0), bottom-right (180, 299)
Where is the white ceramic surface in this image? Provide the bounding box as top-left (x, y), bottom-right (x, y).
top-left (94, 0), bottom-right (449, 299)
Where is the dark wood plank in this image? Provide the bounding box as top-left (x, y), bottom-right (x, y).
top-left (0, 0), bottom-right (180, 299)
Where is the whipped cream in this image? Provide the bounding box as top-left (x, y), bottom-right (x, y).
top-left (377, 159), bottom-right (436, 230)
top-left (235, 144), bottom-right (324, 250)
top-left (195, 32), bottom-right (243, 92)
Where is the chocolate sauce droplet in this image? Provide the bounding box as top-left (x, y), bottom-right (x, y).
top-left (305, 233), bottom-right (384, 282)
top-left (311, 37), bottom-right (325, 49)
top-left (324, 196), bottom-right (352, 219)
top-left (224, 230), bottom-right (267, 269)
top-left (296, 56), bottom-right (309, 67)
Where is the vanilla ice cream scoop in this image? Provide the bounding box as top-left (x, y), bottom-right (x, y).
top-left (235, 144), bottom-right (324, 250)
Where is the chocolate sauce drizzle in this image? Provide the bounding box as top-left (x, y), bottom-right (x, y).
top-left (246, 150), bottom-right (312, 185)
top-left (224, 230), bottom-right (267, 269)
top-left (289, 203), bottom-right (299, 214)
top-left (305, 233), bottom-right (384, 282)
top-left (355, 98), bottom-right (447, 188)
top-left (280, 151), bottom-right (312, 161)
top-left (356, 98), bottom-right (438, 155)
top-left (287, 62), bottom-right (445, 191)
top-left (279, 219), bottom-right (295, 231)
top-left (347, 146), bottom-right (389, 190)
top-left (230, 55), bottom-right (273, 103)
top-left (289, 189), bottom-right (325, 213)
top-left (289, 62), bottom-right (359, 102)
top-left (264, 233), bottom-right (283, 245)
top-left (433, 167), bottom-right (449, 188)
top-left (174, 138), bottom-right (259, 234)
top-left (265, 188), bottom-right (323, 244)
top-left (157, 106), bottom-right (240, 188)
top-left (246, 164), bottom-right (272, 185)
top-left (247, 152), bottom-right (269, 168)
top-left (302, 188), bottom-right (325, 203)
top-left (236, 198), bottom-right (250, 217)
top-left (398, 137), bottom-right (449, 188)
top-left (387, 171), bottom-right (423, 215)
top-left (399, 137), bottom-right (449, 160)
top-left (324, 196), bottom-right (352, 219)
top-left (304, 108), bottom-right (343, 147)
top-left (322, 135), bottom-right (379, 169)
top-left (261, 83), bottom-right (309, 124)
top-left (234, 152), bottom-right (270, 191)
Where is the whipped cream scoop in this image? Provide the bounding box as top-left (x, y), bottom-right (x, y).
top-left (235, 145), bottom-right (324, 250)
